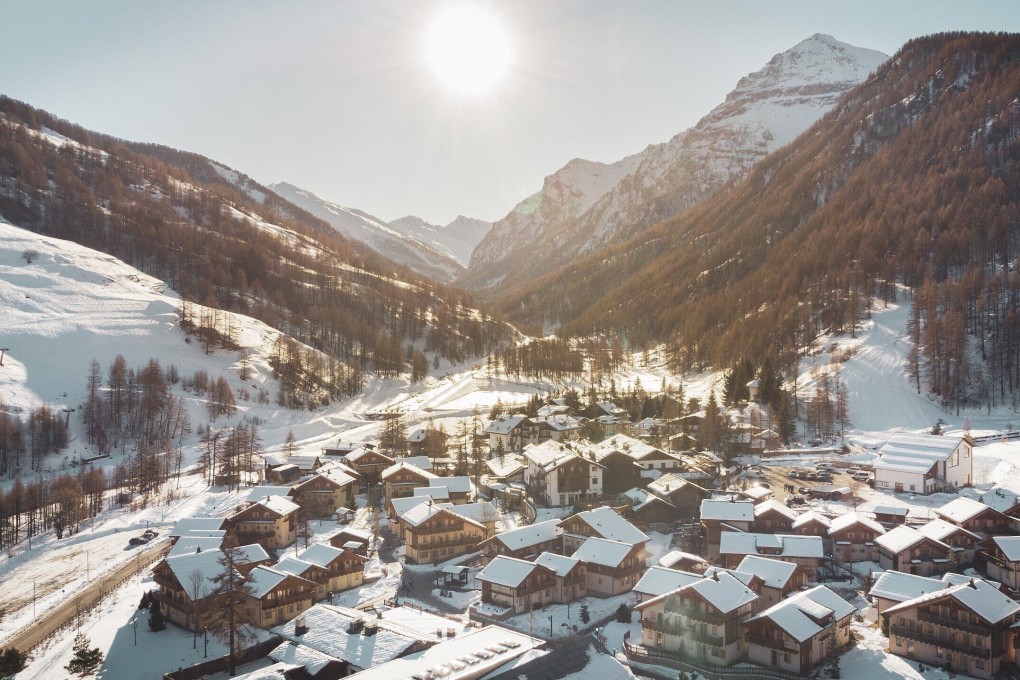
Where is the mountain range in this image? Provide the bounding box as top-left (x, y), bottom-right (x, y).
top-left (460, 33), bottom-right (888, 292)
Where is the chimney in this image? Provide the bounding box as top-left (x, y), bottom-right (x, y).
top-left (712, 570), bottom-right (719, 582)
top-left (969, 579), bottom-right (977, 589)
top-left (295, 615), bottom-right (308, 636)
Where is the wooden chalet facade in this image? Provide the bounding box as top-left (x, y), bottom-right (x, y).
top-left (876, 526), bottom-right (953, 576)
top-left (476, 557), bottom-right (558, 615)
top-left (646, 475), bottom-right (711, 521)
top-left (400, 503), bottom-right (487, 565)
top-left (828, 513), bottom-right (886, 564)
top-left (382, 462), bottom-right (436, 505)
top-left (245, 566), bottom-right (316, 628)
top-left (224, 495), bottom-right (299, 550)
top-left (290, 471), bottom-right (356, 519)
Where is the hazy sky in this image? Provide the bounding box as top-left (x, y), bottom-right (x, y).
top-left (2, 1), bottom-right (1019, 225)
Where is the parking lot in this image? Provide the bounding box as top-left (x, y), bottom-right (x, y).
top-left (737, 461), bottom-right (872, 507)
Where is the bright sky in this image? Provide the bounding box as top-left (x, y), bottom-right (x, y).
top-left (1, 1), bottom-right (1018, 225)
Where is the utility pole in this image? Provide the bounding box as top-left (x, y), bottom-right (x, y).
top-left (62, 407), bottom-right (75, 428)
top-left (0, 347), bottom-right (8, 366)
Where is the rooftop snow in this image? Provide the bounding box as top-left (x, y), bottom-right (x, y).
top-left (875, 525), bottom-right (947, 554)
top-left (487, 519), bottom-right (561, 551)
top-left (700, 499), bottom-right (755, 523)
top-left (381, 461), bottom-right (438, 481)
top-left (718, 533), bottom-right (823, 559)
top-left (570, 537), bottom-right (635, 568)
top-left (753, 499), bottom-right (796, 520)
top-left (169, 517), bottom-right (224, 537)
top-left (563, 507), bottom-right (648, 545)
top-left (735, 555), bottom-right (798, 588)
top-left (828, 512), bottom-right (885, 536)
top-left (658, 550), bottom-right (708, 569)
top-left (869, 570), bottom-right (946, 603)
top-left (245, 486), bottom-right (294, 502)
top-left (484, 415), bottom-right (529, 435)
top-left (935, 497), bottom-right (997, 524)
top-left (876, 433), bottom-right (965, 473)
top-left (917, 518), bottom-right (979, 543)
top-left (751, 586), bottom-right (854, 642)
top-left (791, 511), bottom-right (831, 529)
top-left (534, 552), bottom-right (582, 578)
top-left (886, 578), bottom-right (1020, 624)
top-left (633, 566), bottom-right (701, 598)
top-left (477, 556), bottom-right (541, 588)
top-left (992, 536), bottom-right (1020, 562)
top-left (430, 475), bottom-right (471, 494)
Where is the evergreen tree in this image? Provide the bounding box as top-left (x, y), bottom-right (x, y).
top-left (65, 633), bottom-right (104, 678)
top-left (826, 625), bottom-right (841, 679)
top-left (580, 604), bottom-right (590, 624)
top-left (0, 647), bottom-right (27, 676)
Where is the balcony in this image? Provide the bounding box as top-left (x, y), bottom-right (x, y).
top-left (746, 632), bottom-right (801, 653)
top-left (410, 535), bottom-right (481, 550)
top-left (642, 618), bottom-right (725, 646)
top-left (261, 591), bottom-right (312, 609)
top-left (665, 603), bottom-right (728, 626)
top-left (917, 610), bottom-right (993, 636)
top-left (890, 625), bottom-right (992, 659)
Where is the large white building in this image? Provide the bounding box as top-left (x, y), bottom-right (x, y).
top-left (873, 433), bottom-right (972, 494)
top-left (521, 440), bottom-right (603, 507)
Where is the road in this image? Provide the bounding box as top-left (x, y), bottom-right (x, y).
top-left (3, 540), bottom-right (170, 654)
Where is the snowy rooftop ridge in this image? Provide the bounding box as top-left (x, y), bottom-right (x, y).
top-left (561, 506), bottom-right (648, 545)
top-left (484, 518), bottom-right (561, 551)
top-left (885, 577), bottom-right (1020, 624)
top-left (748, 585), bottom-right (855, 642)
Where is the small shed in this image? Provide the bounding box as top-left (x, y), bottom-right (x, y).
top-left (439, 564), bottom-right (470, 586)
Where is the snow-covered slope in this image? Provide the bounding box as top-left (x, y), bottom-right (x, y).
top-left (463, 34), bottom-right (888, 290)
top-left (388, 214), bottom-right (492, 267)
top-left (268, 182), bottom-right (477, 281)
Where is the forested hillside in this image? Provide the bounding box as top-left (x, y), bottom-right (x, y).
top-left (0, 97), bottom-right (509, 398)
top-left (497, 32), bottom-right (1020, 411)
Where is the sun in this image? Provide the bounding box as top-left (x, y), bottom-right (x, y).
top-left (424, 4), bottom-right (512, 95)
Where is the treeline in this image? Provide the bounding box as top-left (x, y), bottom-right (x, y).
top-left (0, 96), bottom-right (509, 395)
top-left (83, 356), bottom-right (191, 455)
top-left (197, 419), bottom-right (262, 492)
top-left (494, 33), bottom-right (1020, 410)
top-left (0, 403), bottom-right (69, 474)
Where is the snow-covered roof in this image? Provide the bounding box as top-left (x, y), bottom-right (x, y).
top-left (407, 429), bottom-right (428, 443)
top-left (534, 552), bottom-right (582, 578)
top-left (381, 460), bottom-right (438, 481)
top-left (869, 570), bottom-right (945, 603)
top-left (537, 415), bottom-right (581, 431)
top-left (164, 544), bottom-right (269, 597)
top-left (735, 555), bottom-right (799, 589)
top-left (314, 467), bottom-right (358, 488)
top-left (286, 454), bottom-right (322, 471)
top-left (622, 487), bottom-right (675, 512)
top-left (873, 505), bottom-right (909, 517)
top-left (245, 485), bottom-right (293, 502)
top-left (274, 557), bottom-right (316, 578)
top-left (700, 499), bottom-right (755, 523)
top-left (718, 533), bottom-right (824, 559)
top-left (935, 497), bottom-right (998, 524)
top-left (168, 535), bottom-right (223, 557)
top-left (537, 403), bottom-right (570, 417)
top-left (571, 536), bottom-right (636, 568)
top-left (249, 566), bottom-right (308, 599)
top-left (269, 641), bottom-right (335, 677)
top-left (749, 586), bottom-right (855, 642)
top-left (742, 486), bottom-right (774, 502)
top-left (639, 570), bottom-right (758, 614)
top-left (522, 440), bottom-right (578, 468)
top-left (169, 517), bottom-right (224, 537)
top-left (992, 535), bottom-right (1020, 562)
top-left (430, 475), bottom-right (471, 494)
top-left (439, 500), bottom-right (498, 525)
top-left (299, 543), bottom-right (349, 568)
top-left (753, 499), bottom-right (796, 520)
top-left (254, 494), bottom-right (300, 517)
top-left (886, 578), bottom-right (1020, 624)
top-left (402, 502), bottom-right (485, 531)
top-left (390, 495), bottom-right (430, 518)
top-left (597, 402), bottom-right (628, 417)
top-left (485, 454), bottom-right (526, 478)
top-left (401, 455), bottom-right (434, 470)
top-left (413, 486), bottom-right (449, 500)
top-left (828, 512), bottom-right (886, 536)
top-left (593, 434), bottom-right (670, 462)
top-left (875, 433), bottom-right (965, 474)
top-left (563, 507), bottom-right (648, 545)
top-left (634, 566), bottom-right (702, 598)
top-left (477, 556), bottom-right (543, 587)
top-left (791, 511), bottom-right (831, 529)
top-left (646, 473), bottom-right (707, 497)
top-left (658, 550), bottom-right (708, 569)
top-left (344, 448), bottom-right (393, 464)
top-left (484, 415), bottom-right (529, 435)
top-left (875, 525), bottom-right (948, 554)
top-left (917, 518), bottom-right (979, 543)
top-left (486, 519), bottom-right (561, 551)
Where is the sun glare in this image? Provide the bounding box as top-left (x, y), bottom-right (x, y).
top-left (425, 5), bottom-right (512, 95)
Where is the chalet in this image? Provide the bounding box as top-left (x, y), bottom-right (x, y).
top-left (536, 399), bottom-right (571, 418)
top-left (593, 446), bottom-right (644, 495)
top-left (290, 468), bottom-right (357, 519)
top-left (434, 500), bottom-right (499, 536)
top-left (873, 505), bottom-right (909, 526)
top-left (828, 513), bottom-right (886, 564)
top-left (267, 463), bottom-right (302, 485)
top-left (274, 555), bottom-right (332, 600)
top-left (534, 552), bottom-right (587, 604)
top-left (884, 577), bottom-right (1020, 679)
top-left (874, 433), bottom-right (972, 494)
top-left (934, 497), bottom-right (1010, 537)
top-left (522, 440), bottom-right (603, 507)
top-left (152, 544), bottom-right (270, 631)
top-left (244, 485), bottom-right (294, 504)
top-left (735, 555), bottom-right (804, 608)
top-left (634, 566), bottom-right (702, 601)
top-left (381, 460), bottom-right (437, 504)
top-left (595, 435), bottom-right (684, 473)
top-left (321, 441), bottom-right (360, 457)
top-left (224, 495), bottom-right (300, 550)
top-left (483, 415), bottom-right (538, 453)
top-left (868, 570), bottom-right (953, 615)
top-left (646, 474), bottom-right (711, 520)
top-left (535, 414), bottom-right (581, 442)
top-left (285, 454), bottom-right (325, 475)
top-left (406, 428), bottom-right (429, 455)
top-left (478, 519), bottom-right (561, 561)
top-left (791, 511), bottom-right (832, 542)
top-left (246, 566), bottom-right (316, 628)
top-left (476, 556), bottom-right (558, 615)
top-left (699, 499), bottom-right (755, 546)
top-left (571, 536), bottom-right (648, 596)
top-left (596, 414), bottom-right (631, 437)
top-left (981, 535), bottom-right (1020, 590)
top-left (740, 485), bottom-right (774, 504)
top-left (743, 586), bottom-right (854, 675)
top-left (620, 487), bottom-right (677, 524)
top-left (557, 506), bottom-right (648, 554)
top-left (341, 447), bottom-right (394, 489)
top-left (595, 402), bottom-right (629, 420)
top-left (917, 518), bottom-right (981, 568)
top-left (658, 550), bottom-right (709, 573)
top-left (399, 502), bottom-right (487, 565)
top-left (875, 525), bottom-right (952, 576)
top-left (297, 543), bottom-right (367, 594)
top-left (484, 454), bottom-right (527, 484)
top-left (718, 533), bottom-right (824, 575)
top-left (635, 570), bottom-right (759, 667)
top-left (169, 517), bottom-right (224, 542)
top-left (752, 499), bottom-right (797, 533)
top-left (426, 475), bottom-right (472, 504)
top-left (327, 528), bottom-right (372, 556)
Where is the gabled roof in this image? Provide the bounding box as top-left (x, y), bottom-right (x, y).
top-left (537, 415), bottom-right (581, 432)
top-left (646, 474), bottom-right (709, 498)
top-left (593, 434), bottom-right (671, 462)
top-left (875, 525), bottom-right (949, 554)
top-left (700, 499), bottom-right (755, 523)
top-left (274, 556), bottom-right (318, 578)
top-left (344, 448), bottom-right (394, 465)
top-left (477, 556), bottom-right (546, 588)
top-left (437, 500), bottom-right (498, 525)
top-left (163, 544), bottom-right (269, 597)
top-left (885, 578), bottom-right (1020, 624)
top-left (430, 475), bottom-right (471, 494)
top-left (719, 533), bottom-right (824, 559)
top-left (560, 507), bottom-right (648, 545)
top-left (485, 454), bottom-right (527, 478)
top-left (390, 495), bottom-right (430, 518)
top-left (168, 535), bottom-right (224, 557)
top-left (571, 536), bottom-right (636, 568)
top-left (828, 512), bottom-right (886, 536)
top-left (249, 566), bottom-right (313, 599)
top-left (534, 551), bottom-right (583, 578)
top-left (754, 499), bottom-right (797, 521)
top-left (483, 519), bottom-right (560, 551)
top-left (633, 566), bottom-right (701, 598)
top-left (791, 511), bottom-right (831, 529)
top-left (658, 550), bottom-right (708, 570)
top-left (406, 429), bottom-right (428, 443)
top-left (483, 415), bottom-right (529, 435)
top-left (413, 486), bottom-right (449, 500)
top-left (401, 502), bottom-right (485, 531)
top-left (735, 555), bottom-right (799, 589)
top-left (245, 485), bottom-right (294, 502)
top-left (917, 518), bottom-right (979, 543)
top-left (868, 570), bottom-right (946, 604)
top-left (170, 517), bottom-right (224, 537)
top-left (637, 571), bottom-right (758, 615)
top-left (991, 535), bottom-right (1020, 562)
top-left (622, 487), bottom-right (676, 513)
top-left (748, 586), bottom-right (855, 642)
top-left (876, 433), bottom-right (965, 474)
top-left (742, 486), bottom-right (774, 502)
top-left (381, 460), bottom-right (438, 481)
top-left (872, 505), bottom-right (909, 517)
top-left (400, 455), bottom-right (434, 470)
top-left (935, 497), bottom-right (1000, 524)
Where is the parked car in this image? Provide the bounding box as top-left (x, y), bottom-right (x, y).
top-left (798, 486), bottom-right (811, 494)
top-left (852, 471), bottom-right (871, 482)
top-left (846, 467), bottom-right (862, 475)
top-left (806, 472), bottom-right (818, 481)
top-left (143, 528), bottom-right (159, 538)
top-left (789, 470), bottom-right (802, 479)
top-left (129, 535), bottom-right (151, 546)
top-left (815, 462), bottom-right (833, 470)
top-left (816, 472), bottom-right (833, 482)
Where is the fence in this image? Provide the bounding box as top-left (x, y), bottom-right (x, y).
top-left (622, 638), bottom-right (807, 680)
top-left (162, 635), bottom-right (284, 680)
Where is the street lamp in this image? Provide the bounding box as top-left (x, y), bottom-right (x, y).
top-left (203, 628), bottom-right (208, 658)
